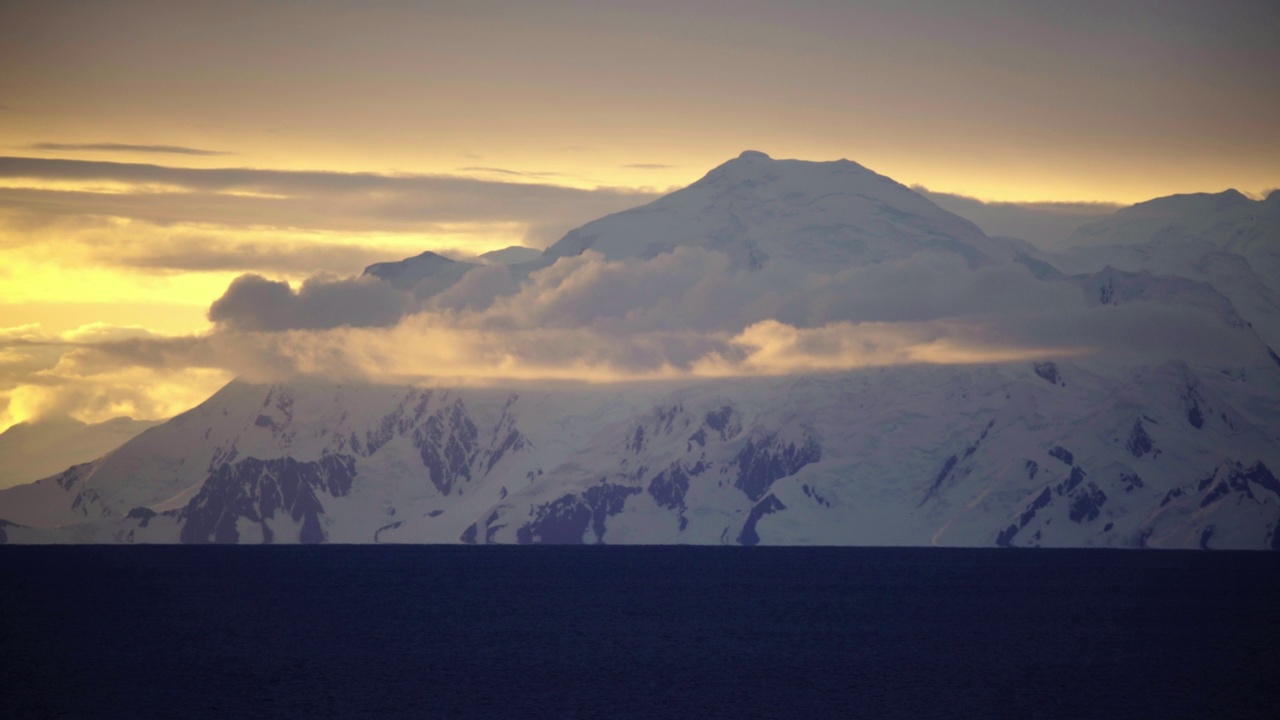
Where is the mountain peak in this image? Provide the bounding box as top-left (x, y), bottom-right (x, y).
top-left (542, 152), bottom-right (995, 269)
top-left (1125, 188), bottom-right (1254, 216)
top-left (362, 250), bottom-right (474, 293)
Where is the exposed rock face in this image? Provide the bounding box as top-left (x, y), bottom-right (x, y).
top-left (734, 433), bottom-right (822, 502)
top-left (739, 494), bottom-right (787, 546)
top-left (516, 482), bottom-right (642, 544)
top-left (464, 397), bottom-right (829, 545)
top-left (180, 455), bottom-right (357, 544)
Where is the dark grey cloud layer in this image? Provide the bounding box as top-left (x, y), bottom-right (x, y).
top-left (208, 274), bottom-right (410, 332)
top-left (0, 157), bottom-right (661, 236)
top-left (24, 143), bottom-right (232, 156)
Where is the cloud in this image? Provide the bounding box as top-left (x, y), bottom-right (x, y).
top-left (692, 319), bottom-right (1073, 376)
top-left (0, 157), bottom-right (660, 239)
top-left (0, 211), bottom-right (422, 285)
top-left (457, 166), bottom-right (568, 179)
top-left (25, 142), bottom-right (232, 157)
top-left (0, 323), bottom-right (231, 431)
top-left (208, 274), bottom-right (411, 331)
top-left (51, 245), bottom-right (1270, 389)
top-left (4, 233), bottom-right (1269, 433)
top-left (914, 186), bottom-right (1121, 249)
top-left (107, 234), bottom-right (395, 275)
top-left (622, 163), bottom-right (678, 170)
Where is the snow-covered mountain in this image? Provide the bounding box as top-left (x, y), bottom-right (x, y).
top-left (3, 362), bottom-right (1277, 548)
top-left (1067, 190), bottom-right (1280, 276)
top-left (0, 417), bottom-right (161, 490)
top-left (362, 250), bottom-right (478, 296)
top-left (362, 151), bottom-right (1013, 294)
top-left (1006, 190), bottom-right (1280, 349)
top-left (541, 150), bottom-right (1008, 270)
top-left (3, 153), bottom-right (1278, 547)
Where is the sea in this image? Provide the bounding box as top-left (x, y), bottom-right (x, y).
top-left (2, 545), bottom-right (1277, 719)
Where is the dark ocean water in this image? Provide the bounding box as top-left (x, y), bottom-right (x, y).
top-left (2, 546), bottom-right (1278, 719)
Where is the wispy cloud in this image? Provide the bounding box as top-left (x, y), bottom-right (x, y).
top-left (622, 163), bottom-right (677, 170)
top-left (457, 166), bottom-right (568, 179)
top-left (24, 142), bottom-right (233, 157)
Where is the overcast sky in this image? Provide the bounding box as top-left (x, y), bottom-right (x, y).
top-left (0, 0), bottom-right (1277, 431)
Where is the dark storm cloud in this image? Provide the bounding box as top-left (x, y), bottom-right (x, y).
top-left (914, 187), bottom-right (1122, 249)
top-left (24, 142), bottom-right (233, 156)
top-left (207, 274), bottom-right (411, 332)
top-left (0, 157), bottom-right (660, 234)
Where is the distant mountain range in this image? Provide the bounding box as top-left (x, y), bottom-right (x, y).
top-left (3, 152), bottom-right (1277, 548)
top-left (0, 417), bottom-right (160, 491)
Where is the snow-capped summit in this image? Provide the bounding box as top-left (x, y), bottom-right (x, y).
top-left (542, 151), bottom-right (1003, 270)
top-left (362, 250), bottom-right (478, 295)
top-left (477, 246), bottom-right (541, 266)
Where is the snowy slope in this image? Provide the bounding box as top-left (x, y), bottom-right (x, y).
top-left (463, 362), bottom-right (1280, 549)
top-left (4, 361), bottom-right (1277, 548)
top-left (995, 190), bottom-right (1280, 348)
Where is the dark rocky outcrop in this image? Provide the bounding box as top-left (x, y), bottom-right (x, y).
top-left (734, 431), bottom-right (822, 502)
top-left (647, 464), bottom-right (691, 510)
top-left (738, 494), bottom-right (787, 546)
top-left (180, 454), bottom-right (357, 544)
top-left (516, 482), bottom-right (641, 544)
top-left (921, 420), bottom-right (994, 504)
top-left (1048, 446), bottom-right (1074, 466)
top-left (997, 487), bottom-right (1054, 547)
top-left (1126, 419), bottom-right (1155, 458)
top-left (1068, 483), bottom-right (1107, 523)
top-left (125, 506), bottom-right (157, 527)
top-left (1033, 362), bottom-right (1065, 386)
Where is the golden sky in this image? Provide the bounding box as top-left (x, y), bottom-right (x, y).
top-left (0, 0), bottom-right (1277, 430)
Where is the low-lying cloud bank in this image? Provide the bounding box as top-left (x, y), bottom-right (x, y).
top-left (4, 243), bottom-right (1267, 431)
